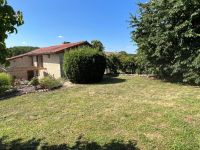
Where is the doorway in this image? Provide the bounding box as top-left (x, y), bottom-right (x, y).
top-left (27, 70), bottom-right (34, 80)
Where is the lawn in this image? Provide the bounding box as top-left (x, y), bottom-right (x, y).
top-left (0, 75), bottom-right (200, 150)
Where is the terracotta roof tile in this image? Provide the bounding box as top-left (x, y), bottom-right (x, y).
top-left (8, 41), bottom-right (90, 60)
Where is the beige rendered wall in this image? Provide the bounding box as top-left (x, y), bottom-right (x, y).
top-left (38, 54), bottom-right (61, 79)
top-left (9, 56), bottom-right (33, 68)
top-left (8, 70), bottom-right (28, 80)
top-left (8, 54), bottom-right (62, 79)
top-left (8, 56), bottom-right (33, 79)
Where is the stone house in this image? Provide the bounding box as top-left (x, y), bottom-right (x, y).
top-left (7, 41), bottom-right (91, 80)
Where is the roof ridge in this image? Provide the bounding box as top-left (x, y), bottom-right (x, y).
top-left (7, 41), bottom-right (89, 60)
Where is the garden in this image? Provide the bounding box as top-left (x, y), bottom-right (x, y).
top-left (1, 0), bottom-right (200, 149)
top-left (1, 75), bottom-right (200, 150)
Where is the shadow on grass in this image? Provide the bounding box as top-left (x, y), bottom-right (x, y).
top-left (98, 75), bottom-right (126, 85)
top-left (0, 136), bottom-right (139, 150)
top-left (155, 76), bottom-right (200, 87)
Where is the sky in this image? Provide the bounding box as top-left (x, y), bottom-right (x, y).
top-left (6, 0), bottom-right (147, 54)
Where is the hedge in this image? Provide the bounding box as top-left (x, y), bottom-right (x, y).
top-left (63, 47), bottom-right (106, 83)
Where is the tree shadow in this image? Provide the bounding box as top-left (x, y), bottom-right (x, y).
top-left (98, 75), bottom-right (126, 85)
top-left (155, 76), bottom-right (200, 88)
top-left (0, 136), bottom-right (139, 150)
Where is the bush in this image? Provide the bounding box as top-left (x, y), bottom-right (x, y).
top-left (117, 54), bottom-right (136, 74)
top-left (106, 54), bottom-right (120, 74)
top-left (0, 73), bottom-right (12, 94)
top-left (39, 76), bottom-right (63, 90)
top-left (106, 53), bottom-right (137, 74)
top-left (63, 47), bottom-right (106, 83)
top-left (28, 77), bottom-right (39, 86)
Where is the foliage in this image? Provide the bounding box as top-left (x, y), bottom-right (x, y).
top-left (118, 53), bottom-right (136, 74)
top-left (106, 54), bottom-right (120, 74)
top-left (91, 40), bottom-right (104, 52)
top-left (131, 0), bottom-right (200, 84)
top-left (0, 0), bottom-right (23, 64)
top-left (0, 72), bottom-right (12, 94)
top-left (39, 76), bottom-right (63, 90)
top-left (119, 51), bottom-right (128, 55)
top-left (28, 77), bottom-right (39, 86)
top-left (7, 46), bottom-right (39, 57)
top-left (63, 47), bottom-right (106, 83)
top-left (106, 53), bottom-right (136, 74)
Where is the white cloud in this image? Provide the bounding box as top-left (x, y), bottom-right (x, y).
top-left (22, 41), bottom-right (27, 45)
top-left (58, 35), bottom-right (63, 38)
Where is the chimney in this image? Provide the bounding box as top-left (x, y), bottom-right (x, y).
top-left (63, 41), bottom-right (71, 44)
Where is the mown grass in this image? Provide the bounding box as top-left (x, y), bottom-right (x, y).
top-left (0, 75), bottom-right (200, 150)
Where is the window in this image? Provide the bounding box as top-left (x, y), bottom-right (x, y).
top-left (31, 57), bottom-right (34, 66)
top-left (37, 55), bottom-right (43, 67)
top-left (40, 56), bottom-right (43, 67)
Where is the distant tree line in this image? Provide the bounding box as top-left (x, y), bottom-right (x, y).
top-left (7, 46), bottom-right (39, 57)
top-left (130, 0), bottom-right (200, 85)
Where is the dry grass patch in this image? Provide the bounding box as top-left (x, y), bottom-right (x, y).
top-left (0, 75), bottom-right (200, 149)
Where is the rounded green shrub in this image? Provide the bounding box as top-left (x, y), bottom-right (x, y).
top-left (63, 47), bottom-right (106, 83)
top-left (0, 73), bottom-right (12, 94)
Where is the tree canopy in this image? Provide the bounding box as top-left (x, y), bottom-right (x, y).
top-left (131, 0), bottom-right (200, 85)
top-left (0, 0), bottom-right (23, 64)
top-left (106, 52), bottom-right (136, 74)
top-left (7, 46), bottom-right (39, 57)
top-left (91, 40), bottom-right (104, 52)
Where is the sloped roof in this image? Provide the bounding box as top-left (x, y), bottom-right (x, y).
top-left (8, 41), bottom-right (90, 60)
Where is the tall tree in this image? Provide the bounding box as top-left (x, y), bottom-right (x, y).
top-left (0, 0), bottom-right (23, 64)
top-left (91, 40), bottom-right (104, 52)
top-left (131, 0), bottom-right (200, 85)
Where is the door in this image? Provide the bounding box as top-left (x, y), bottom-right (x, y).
top-left (27, 70), bottom-right (34, 80)
top-left (59, 53), bottom-right (65, 77)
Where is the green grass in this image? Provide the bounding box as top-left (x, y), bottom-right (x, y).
top-left (0, 75), bottom-right (200, 149)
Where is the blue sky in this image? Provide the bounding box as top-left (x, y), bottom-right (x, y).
top-left (6, 0), bottom-right (147, 54)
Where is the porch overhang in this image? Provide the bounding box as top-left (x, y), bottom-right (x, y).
top-left (7, 67), bottom-right (47, 72)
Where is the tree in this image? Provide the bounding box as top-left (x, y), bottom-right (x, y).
top-left (106, 53), bottom-right (136, 74)
top-left (118, 53), bottom-right (136, 74)
top-left (91, 40), bottom-right (104, 52)
top-left (0, 0), bottom-right (23, 64)
top-left (119, 51), bottom-right (127, 55)
top-left (131, 0), bottom-right (200, 84)
top-left (106, 54), bottom-right (120, 74)
top-left (8, 46), bottom-right (39, 57)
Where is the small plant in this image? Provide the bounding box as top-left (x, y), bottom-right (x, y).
top-left (39, 76), bottom-right (63, 90)
top-left (28, 77), bottom-right (39, 86)
top-left (0, 73), bottom-right (12, 94)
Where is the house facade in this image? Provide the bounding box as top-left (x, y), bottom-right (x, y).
top-left (7, 41), bottom-right (91, 80)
